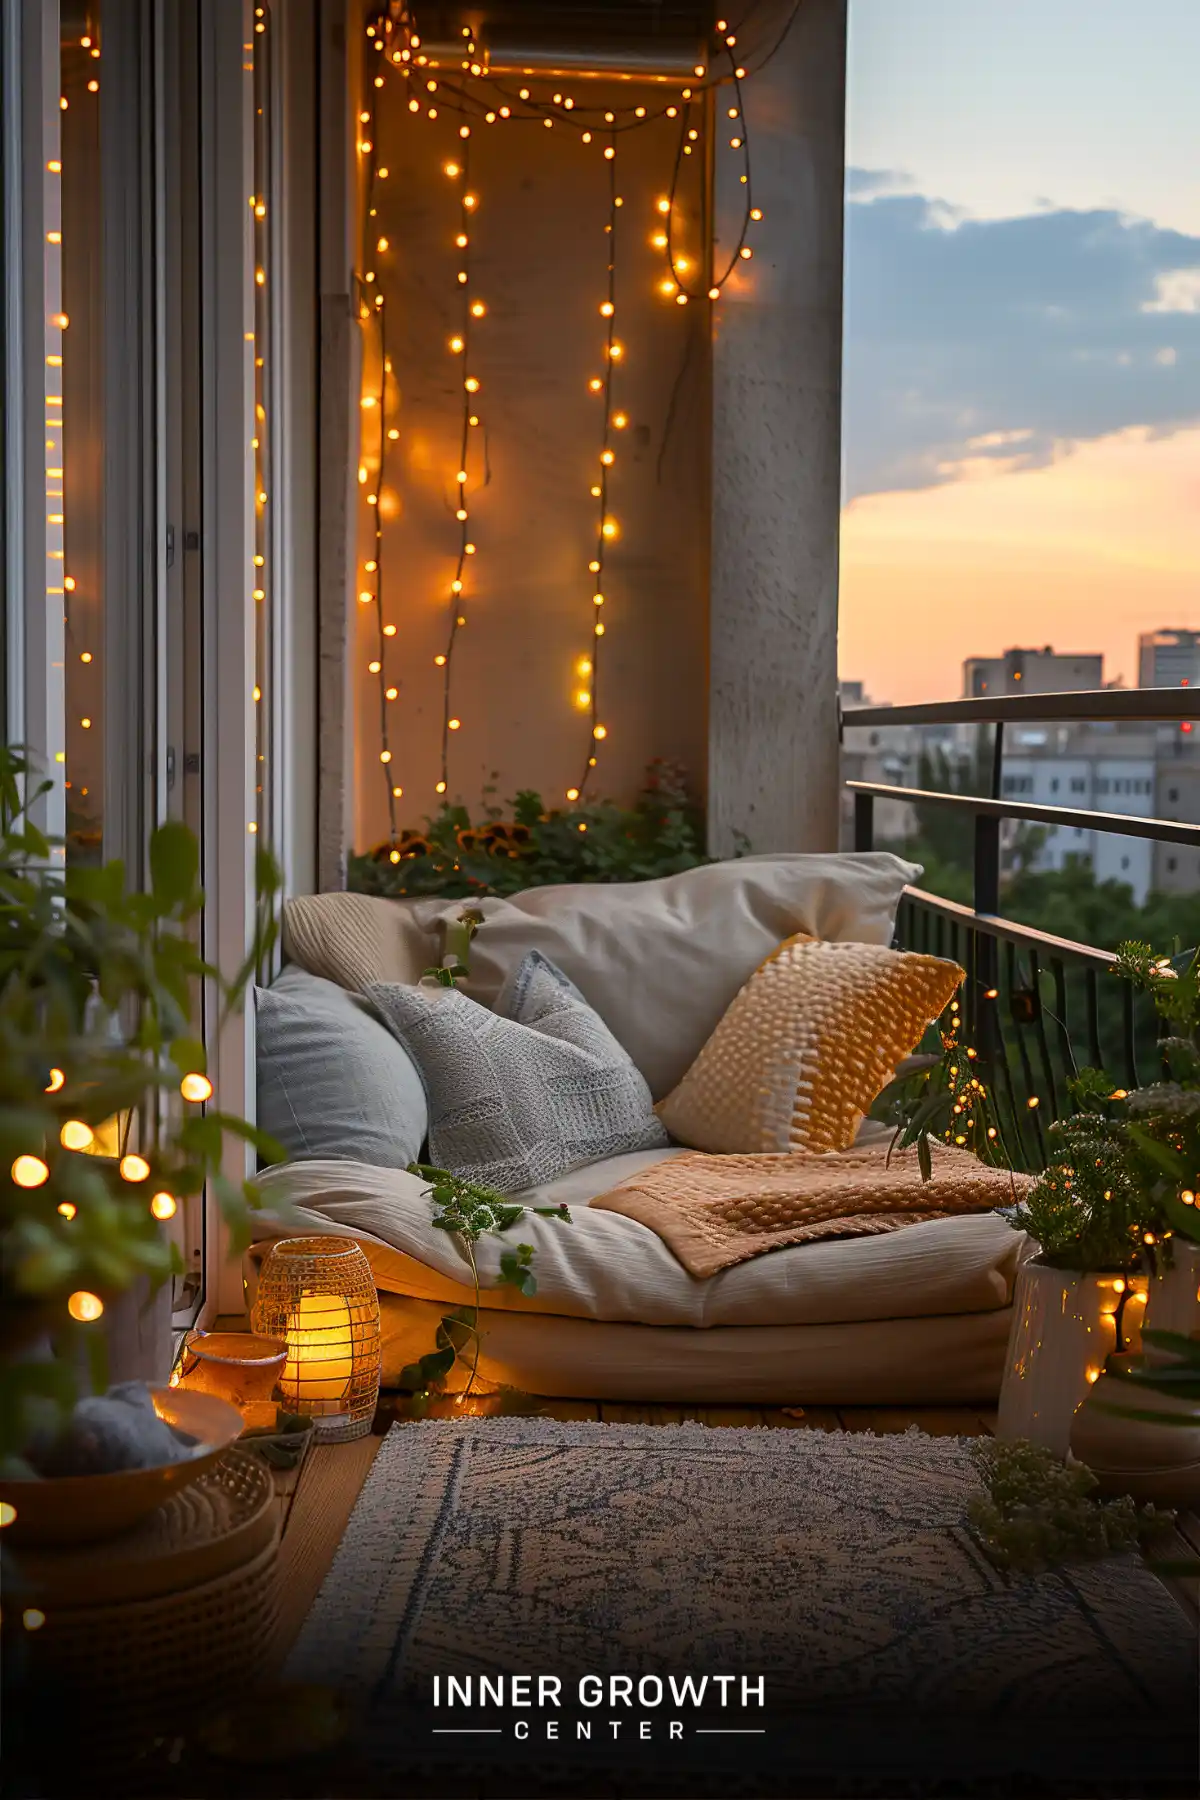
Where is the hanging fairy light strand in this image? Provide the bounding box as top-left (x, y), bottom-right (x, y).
top-left (250, 4), bottom-right (270, 842)
top-left (355, 5), bottom-right (785, 826)
top-left (571, 130), bottom-right (620, 801)
top-left (434, 127), bottom-right (485, 798)
top-left (358, 28), bottom-right (402, 845)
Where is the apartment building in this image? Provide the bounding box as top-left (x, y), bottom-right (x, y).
top-left (963, 647), bottom-right (1104, 698)
top-left (842, 645), bottom-right (1199, 899)
top-left (1139, 629), bottom-right (1200, 691)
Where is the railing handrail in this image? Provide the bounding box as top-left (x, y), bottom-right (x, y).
top-left (841, 687), bottom-right (1198, 729)
top-left (846, 780), bottom-right (1200, 847)
top-left (900, 885), bottom-right (1120, 968)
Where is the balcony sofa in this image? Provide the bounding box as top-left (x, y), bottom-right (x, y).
top-left (245, 855), bottom-right (1028, 1405)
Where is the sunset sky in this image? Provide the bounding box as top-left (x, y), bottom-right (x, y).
top-left (838, 0), bottom-right (1200, 702)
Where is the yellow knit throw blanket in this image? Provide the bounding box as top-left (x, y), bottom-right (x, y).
top-left (589, 1143), bottom-right (1030, 1279)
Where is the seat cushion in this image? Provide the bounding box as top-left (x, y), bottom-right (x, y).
top-left (365, 953), bottom-right (667, 1194)
top-left (369, 1296), bottom-right (1014, 1404)
top-left (249, 1152), bottom-right (1028, 1331)
top-left (254, 966), bottom-right (428, 1169)
top-left (430, 852), bottom-right (920, 1098)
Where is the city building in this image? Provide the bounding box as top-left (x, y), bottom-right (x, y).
top-left (962, 647), bottom-right (1105, 698)
top-left (843, 645), bottom-right (1199, 899)
top-left (1139, 628), bottom-right (1200, 691)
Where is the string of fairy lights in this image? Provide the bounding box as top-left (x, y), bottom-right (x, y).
top-left (56, 25), bottom-right (104, 844)
top-left (357, 49), bottom-right (402, 846)
top-left (434, 132), bottom-right (484, 799)
top-left (252, 4), bottom-right (270, 842)
top-left (359, 4), bottom-right (776, 842)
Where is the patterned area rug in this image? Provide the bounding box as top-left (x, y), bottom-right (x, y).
top-left (288, 1419), bottom-right (1195, 1796)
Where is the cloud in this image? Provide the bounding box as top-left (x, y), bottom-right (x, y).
top-left (844, 167), bottom-right (915, 199)
top-left (842, 178), bottom-right (1200, 501)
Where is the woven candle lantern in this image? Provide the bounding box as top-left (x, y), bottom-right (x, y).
top-left (250, 1238), bottom-right (381, 1442)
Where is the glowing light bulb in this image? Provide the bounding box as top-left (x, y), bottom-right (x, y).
top-left (600, 450), bottom-right (614, 465)
top-left (470, 300), bottom-right (486, 317)
top-left (180, 1073), bottom-right (213, 1103)
top-left (12, 1156), bottom-right (49, 1188)
top-left (436, 781), bottom-right (447, 794)
top-left (708, 286), bottom-right (720, 300)
top-left (58, 1201), bottom-right (76, 1220)
top-left (739, 246), bottom-right (753, 260)
top-left (602, 519), bottom-right (618, 539)
top-left (60, 1120), bottom-right (93, 1151)
top-left (368, 659), bottom-right (381, 674)
top-left (656, 197), bottom-right (670, 215)
top-left (593, 724), bottom-right (607, 740)
top-left (120, 1154), bottom-right (151, 1183)
top-left (444, 161), bottom-right (460, 177)
top-left (434, 654), bottom-right (447, 666)
top-left (600, 301), bottom-right (614, 317)
top-left (69, 1291), bottom-right (104, 1322)
top-left (151, 1192), bottom-right (177, 1220)
top-left (588, 378), bottom-right (603, 392)
top-left (465, 377), bottom-right (480, 392)
top-left (448, 718), bottom-right (461, 731)
top-left (45, 1068), bottom-right (65, 1093)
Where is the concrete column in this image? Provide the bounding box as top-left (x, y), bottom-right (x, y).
top-left (708, 0), bottom-right (846, 856)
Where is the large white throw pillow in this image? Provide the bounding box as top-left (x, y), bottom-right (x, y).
top-left (435, 852), bottom-right (920, 1099)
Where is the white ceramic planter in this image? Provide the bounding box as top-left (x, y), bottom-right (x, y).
top-left (1143, 1239), bottom-right (1200, 1362)
top-left (995, 1258), bottom-right (1145, 1457)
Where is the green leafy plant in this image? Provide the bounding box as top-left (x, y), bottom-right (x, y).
top-left (966, 1437), bottom-right (1170, 1574)
top-left (869, 992), bottom-right (1014, 1182)
top-left (349, 760), bottom-right (713, 900)
top-left (1008, 941), bottom-right (1200, 1271)
top-left (397, 1163), bottom-right (571, 1408)
top-left (0, 747), bottom-right (285, 1462)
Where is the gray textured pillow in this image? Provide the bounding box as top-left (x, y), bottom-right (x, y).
top-left (255, 965), bottom-right (428, 1169)
top-left (365, 952), bottom-right (668, 1193)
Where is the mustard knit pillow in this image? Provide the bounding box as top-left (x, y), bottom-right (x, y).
top-left (655, 935), bottom-right (964, 1155)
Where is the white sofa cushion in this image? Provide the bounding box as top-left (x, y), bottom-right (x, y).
top-left (250, 1151), bottom-right (1026, 1332)
top-left (433, 852), bottom-right (920, 1098)
top-left (372, 1296), bottom-right (1014, 1404)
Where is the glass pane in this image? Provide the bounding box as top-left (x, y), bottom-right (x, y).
top-left (59, 4), bottom-right (103, 864)
top-left (252, 2), bottom-right (272, 850)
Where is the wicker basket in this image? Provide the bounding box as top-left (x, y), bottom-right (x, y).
top-left (13, 1450), bottom-right (280, 1767)
top-left (251, 1236), bottom-right (382, 1442)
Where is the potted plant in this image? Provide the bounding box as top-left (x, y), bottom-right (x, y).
top-left (873, 943), bottom-right (1199, 1460)
top-left (0, 747), bottom-right (284, 1476)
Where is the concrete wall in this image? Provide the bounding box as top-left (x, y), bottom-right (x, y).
top-left (353, 94), bottom-right (710, 847)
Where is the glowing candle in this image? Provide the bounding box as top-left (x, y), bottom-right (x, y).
top-left (281, 1292), bottom-right (354, 1406)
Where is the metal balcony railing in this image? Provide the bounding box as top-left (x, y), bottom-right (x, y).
top-left (840, 688), bottom-right (1200, 1168)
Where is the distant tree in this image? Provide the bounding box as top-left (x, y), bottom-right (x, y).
top-left (911, 736), bottom-right (997, 873)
